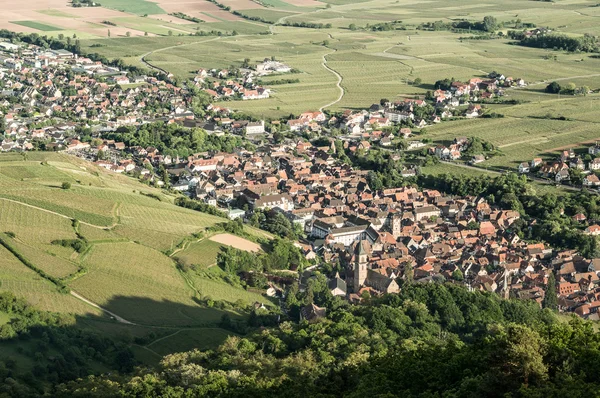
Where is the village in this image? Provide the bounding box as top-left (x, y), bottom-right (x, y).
top-left (2, 39), bottom-right (600, 320)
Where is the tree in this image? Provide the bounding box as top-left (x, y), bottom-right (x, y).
top-left (404, 262), bottom-right (414, 284)
top-left (61, 182), bottom-right (71, 190)
top-left (126, 31), bottom-right (131, 37)
top-left (380, 98), bottom-right (389, 106)
top-left (483, 15), bottom-right (498, 32)
top-left (168, 30), bottom-right (173, 36)
top-left (107, 29), bottom-right (111, 38)
top-left (413, 77), bottom-right (422, 86)
top-left (545, 81), bottom-right (561, 94)
top-left (562, 82), bottom-right (577, 95)
top-left (452, 269), bottom-right (464, 281)
top-left (349, 23), bottom-right (357, 31)
top-left (542, 273), bottom-right (558, 311)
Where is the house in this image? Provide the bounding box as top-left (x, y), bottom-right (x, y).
top-left (585, 225), bottom-right (600, 236)
top-left (245, 121), bottom-right (265, 135)
top-left (254, 194), bottom-right (294, 211)
top-left (518, 162), bottom-right (530, 174)
top-left (465, 104), bottom-right (481, 118)
top-left (530, 158), bottom-right (543, 169)
top-left (471, 155), bottom-right (485, 164)
top-left (555, 169), bottom-right (570, 182)
top-left (589, 158), bottom-right (600, 171)
top-left (589, 143), bottom-right (600, 156)
top-left (413, 205), bottom-right (440, 221)
top-left (583, 174), bottom-right (600, 187)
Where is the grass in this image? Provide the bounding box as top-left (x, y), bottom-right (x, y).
top-left (10, 21), bottom-right (62, 32)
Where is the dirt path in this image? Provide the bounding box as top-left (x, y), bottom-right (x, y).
top-left (0, 198), bottom-right (118, 229)
top-left (319, 49), bottom-right (344, 111)
top-left (146, 329), bottom-right (182, 347)
top-left (139, 36), bottom-right (223, 74)
top-left (71, 291), bottom-right (136, 325)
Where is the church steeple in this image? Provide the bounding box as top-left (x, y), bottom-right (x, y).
top-left (354, 240), bottom-right (368, 292)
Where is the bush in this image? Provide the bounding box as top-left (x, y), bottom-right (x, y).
top-left (61, 182), bottom-right (71, 190)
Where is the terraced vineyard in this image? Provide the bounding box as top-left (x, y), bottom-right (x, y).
top-left (0, 152), bottom-right (273, 360)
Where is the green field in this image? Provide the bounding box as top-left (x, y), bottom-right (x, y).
top-left (97, 0), bottom-right (165, 15)
top-left (11, 21), bottom-right (61, 32)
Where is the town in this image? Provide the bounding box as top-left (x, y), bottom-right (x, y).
top-left (1, 38), bottom-right (599, 321)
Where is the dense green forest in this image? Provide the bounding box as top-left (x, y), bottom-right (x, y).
top-left (4, 282), bottom-right (590, 397)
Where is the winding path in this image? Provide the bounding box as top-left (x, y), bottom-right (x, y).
top-left (139, 36), bottom-right (223, 74)
top-left (319, 50), bottom-right (344, 111)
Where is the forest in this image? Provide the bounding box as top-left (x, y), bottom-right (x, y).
top-left (13, 282), bottom-right (595, 397)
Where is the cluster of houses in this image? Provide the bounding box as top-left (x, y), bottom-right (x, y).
top-left (128, 136), bottom-right (597, 319)
top-left (196, 58), bottom-right (291, 101)
top-left (519, 144), bottom-right (600, 187)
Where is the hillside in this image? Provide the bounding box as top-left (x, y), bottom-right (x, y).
top-left (0, 151), bottom-right (273, 362)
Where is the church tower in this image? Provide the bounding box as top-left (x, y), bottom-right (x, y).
top-left (391, 213), bottom-right (402, 238)
top-left (354, 240), bottom-right (368, 292)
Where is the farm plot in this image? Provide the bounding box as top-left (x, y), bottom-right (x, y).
top-left (69, 242), bottom-right (228, 326)
top-left (209, 233), bottom-right (261, 252)
top-left (9, 239), bottom-right (79, 280)
top-left (425, 116), bottom-right (600, 169)
top-left (10, 21), bottom-right (62, 31)
top-left (98, 0), bottom-right (165, 15)
top-left (0, 199), bottom-right (76, 244)
top-left (114, 201), bottom-right (223, 251)
top-left (174, 239), bottom-right (224, 269)
top-left (0, 245), bottom-right (99, 315)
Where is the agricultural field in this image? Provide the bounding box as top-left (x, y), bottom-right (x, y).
top-left (69, 241), bottom-right (230, 326)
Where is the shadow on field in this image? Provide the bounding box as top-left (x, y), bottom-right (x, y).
top-left (95, 295), bottom-right (245, 328)
top-left (0, 293), bottom-right (245, 395)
